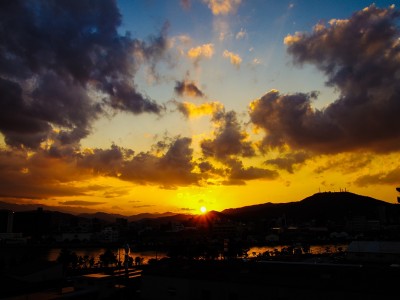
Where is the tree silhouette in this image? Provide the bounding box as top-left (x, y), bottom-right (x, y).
top-left (57, 248), bottom-right (78, 270)
top-left (99, 249), bottom-right (117, 267)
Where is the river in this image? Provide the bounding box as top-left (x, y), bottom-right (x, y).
top-left (42, 243), bottom-right (347, 263)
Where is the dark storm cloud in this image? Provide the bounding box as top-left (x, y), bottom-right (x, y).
top-left (251, 5), bottom-right (400, 154)
top-left (201, 110), bottom-right (255, 159)
top-left (265, 151), bottom-right (310, 173)
top-left (77, 144), bottom-right (133, 176)
top-left (174, 80), bottom-right (205, 98)
top-left (0, 0), bottom-right (166, 149)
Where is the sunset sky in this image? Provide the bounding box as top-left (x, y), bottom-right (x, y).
top-left (1, 0), bottom-right (400, 215)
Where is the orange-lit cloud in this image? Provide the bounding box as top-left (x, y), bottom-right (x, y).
top-left (58, 200), bottom-right (106, 206)
top-left (223, 50), bottom-right (242, 68)
top-left (118, 137), bottom-right (201, 188)
top-left (354, 167), bottom-right (400, 187)
top-left (175, 101), bottom-right (224, 118)
top-left (0, 148), bottom-right (93, 200)
top-left (204, 0), bottom-right (241, 15)
top-left (0, 137), bottom-right (203, 202)
top-left (201, 110), bottom-right (255, 159)
top-left (265, 151), bottom-right (311, 174)
top-left (187, 43), bottom-right (214, 60)
top-left (314, 153), bottom-right (373, 175)
top-left (223, 158), bottom-right (278, 185)
top-left (276, 5), bottom-right (400, 153)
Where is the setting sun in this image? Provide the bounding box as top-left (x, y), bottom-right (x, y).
top-left (200, 206), bottom-right (207, 214)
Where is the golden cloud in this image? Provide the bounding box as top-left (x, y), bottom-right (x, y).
top-left (177, 101), bottom-right (224, 118)
top-left (223, 50), bottom-right (242, 67)
top-left (187, 43), bottom-right (214, 59)
top-left (205, 0), bottom-right (241, 15)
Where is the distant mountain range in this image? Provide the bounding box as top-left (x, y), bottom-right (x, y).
top-left (78, 211), bottom-right (178, 223)
top-left (0, 201), bottom-right (178, 222)
top-left (1, 192), bottom-right (398, 225)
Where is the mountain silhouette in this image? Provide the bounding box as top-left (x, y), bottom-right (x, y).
top-left (1, 192), bottom-right (398, 227)
top-left (78, 212), bottom-right (177, 223)
top-left (222, 192), bottom-right (398, 224)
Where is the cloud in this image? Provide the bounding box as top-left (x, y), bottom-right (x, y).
top-left (314, 153), bottom-right (372, 174)
top-left (221, 158), bottom-right (278, 185)
top-left (181, 207), bottom-right (196, 211)
top-left (250, 90), bottom-right (326, 151)
top-left (0, 0), bottom-right (167, 149)
top-left (79, 137), bottom-right (202, 188)
top-left (236, 28), bottom-right (247, 40)
top-left (0, 148), bottom-right (93, 200)
top-left (197, 160), bottom-right (226, 182)
top-left (187, 43), bottom-right (215, 64)
top-left (181, 0), bottom-right (191, 10)
top-left (0, 136), bottom-right (204, 202)
top-left (78, 144), bottom-right (132, 177)
top-left (259, 5), bottom-right (400, 154)
top-left (223, 50), bottom-right (242, 68)
top-left (354, 167), bottom-right (400, 187)
top-left (204, 0), bottom-right (241, 15)
top-left (265, 151), bottom-right (311, 173)
top-left (175, 101), bottom-right (224, 118)
top-left (58, 200), bottom-right (106, 206)
top-left (132, 204), bottom-right (156, 208)
top-left (174, 80), bottom-right (205, 98)
top-left (201, 110), bottom-right (255, 159)
top-left (119, 137), bottom-right (200, 188)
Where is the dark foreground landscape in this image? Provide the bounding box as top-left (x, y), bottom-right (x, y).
top-left (1, 192), bottom-right (400, 299)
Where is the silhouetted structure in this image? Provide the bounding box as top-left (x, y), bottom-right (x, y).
top-left (141, 259), bottom-right (400, 300)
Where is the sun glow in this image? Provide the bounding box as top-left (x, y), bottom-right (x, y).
top-left (200, 206), bottom-right (207, 214)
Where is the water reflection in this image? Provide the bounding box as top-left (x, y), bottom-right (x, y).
top-left (47, 248), bottom-right (166, 264)
top-left (46, 244), bottom-right (347, 263)
top-left (248, 244), bottom-right (348, 257)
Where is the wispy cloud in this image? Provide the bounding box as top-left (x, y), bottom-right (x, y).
top-left (204, 0), bottom-right (241, 15)
top-left (175, 101), bottom-right (224, 119)
top-left (236, 28), bottom-right (247, 40)
top-left (223, 50), bottom-right (242, 68)
top-left (187, 43), bottom-right (214, 64)
top-left (58, 200), bottom-right (106, 206)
